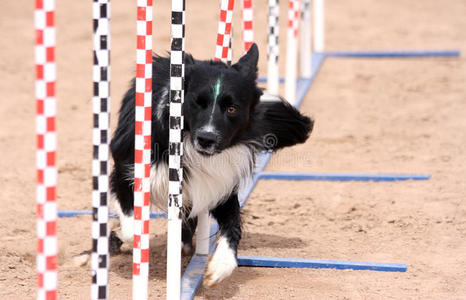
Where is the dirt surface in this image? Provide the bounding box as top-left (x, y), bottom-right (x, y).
top-left (1, 0), bottom-right (465, 299)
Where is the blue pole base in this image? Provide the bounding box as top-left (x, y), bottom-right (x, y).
top-left (238, 255), bottom-right (407, 272)
top-left (181, 254), bottom-right (209, 300)
top-left (259, 172), bottom-right (430, 182)
top-left (258, 49), bottom-right (460, 83)
top-left (57, 210), bottom-right (167, 218)
top-left (323, 50), bottom-right (460, 58)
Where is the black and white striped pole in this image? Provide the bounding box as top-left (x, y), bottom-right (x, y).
top-left (267, 0), bottom-right (280, 95)
top-left (167, 0), bottom-right (186, 298)
top-left (91, 0), bottom-right (110, 299)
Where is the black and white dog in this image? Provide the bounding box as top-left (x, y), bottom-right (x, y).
top-left (109, 43), bottom-right (313, 286)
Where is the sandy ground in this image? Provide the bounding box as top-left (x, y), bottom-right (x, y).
top-left (1, 0), bottom-right (465, 299)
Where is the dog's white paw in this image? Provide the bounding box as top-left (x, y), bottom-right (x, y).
top-left (113, 202), bottom-right (134, 243)
top-left (203, 236), bottom-right (237, 287)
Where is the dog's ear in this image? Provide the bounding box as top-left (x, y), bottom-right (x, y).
top-left (183, 54), bottom-right (196, 91)
top-left (232, 43), bottom-right (259, 81)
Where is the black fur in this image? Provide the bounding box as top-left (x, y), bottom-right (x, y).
top-left (109, 44), bottom-right (313, 275)
top-left (211, 193), bottom-right (242, 256)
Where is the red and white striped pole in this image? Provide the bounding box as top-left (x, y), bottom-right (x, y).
top-left (215, 0), bottom-right (235, 63)
top-left (241, 0), bottom-right (254, 53)
top-left (35, 0), bottom-right (58, 299)
top-left (285, 0), bottom-right (300, 104)
top-left (133, 0), bottom-right (153, 299)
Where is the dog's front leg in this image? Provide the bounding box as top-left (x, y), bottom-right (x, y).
top-left (204, 193), bottom-right (241, 287)
top-left (182, 213), bottom-right (198, 256)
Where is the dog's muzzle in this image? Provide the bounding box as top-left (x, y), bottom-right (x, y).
top-left (194, 131), bottom-right (219, 155)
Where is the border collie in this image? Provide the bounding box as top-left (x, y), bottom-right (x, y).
top-left (109, 43), bottom-right (313, 287)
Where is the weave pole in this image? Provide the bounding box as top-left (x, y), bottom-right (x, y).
top-left (285, 0), bottom-right (300, 104)
top-left (35, 0), bottom-right (58, 299)
top-left (215, 0), bottom-right (235, 63)
top-left (299, 0), bottom-right (312, 77)
top-left (133, 0), bottom-right (153, 299)
top-left (91, 0), bottom-right (111, 299)
top-left (241, 0), bottom-right (254, 53)
top-left (167, 0), bottom-right (186, 298)
top-left (228, 24), bottom-right (234, 66)
top-left (313, 0), bottom-right (324, 52)
top-left (267, 0), bottom-right (280, 95)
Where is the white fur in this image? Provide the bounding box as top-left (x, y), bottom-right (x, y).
top-left (204, 236), bottom-right (237, 287)
top-left (150, 136), bottom-right (255, 217)
top-left (113, 200), bottom-right (134, 242)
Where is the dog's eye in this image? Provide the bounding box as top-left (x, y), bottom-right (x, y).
top-left (226, 106), bottom-right (238, 114)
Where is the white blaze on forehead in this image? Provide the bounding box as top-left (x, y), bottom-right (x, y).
top-left (209, 76), bottom-right (223, 118)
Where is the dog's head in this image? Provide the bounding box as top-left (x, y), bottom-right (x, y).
top-left (184, 43), bottom-right (262, 155)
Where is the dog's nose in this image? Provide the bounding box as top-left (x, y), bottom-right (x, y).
top-left (196, 131), bottom-right (218, 149)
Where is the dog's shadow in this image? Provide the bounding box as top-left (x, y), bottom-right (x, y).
top-left (109, 231), bottom-right (306, 298)
top-left (240, 231), bottom-right (307, 251)
top-left (110, 232), bottom-right (188, 281)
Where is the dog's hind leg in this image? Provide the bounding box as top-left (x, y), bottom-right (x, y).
top-left (204, 194), bottom-right (241, 287)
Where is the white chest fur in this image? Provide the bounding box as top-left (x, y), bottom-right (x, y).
top-left (150, 139), bottom-right (255, 217)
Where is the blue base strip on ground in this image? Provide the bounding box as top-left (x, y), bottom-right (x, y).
top-left (180, 223), bottom-right (219, 300)
top-left (237, 256), bottom-right (407, 272)
top-left (257, 49), bottom-right (460, 83)
top-left (57, 210), bottom-right (167, 219)
top-left (181, 254), bottom-right (209, 299)
top-left (258, 77), bottom-right (285, 83)
top-left (259, 172), bottom-right (430, 182)
top-left (323, 50), bottom-right (460, 58)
